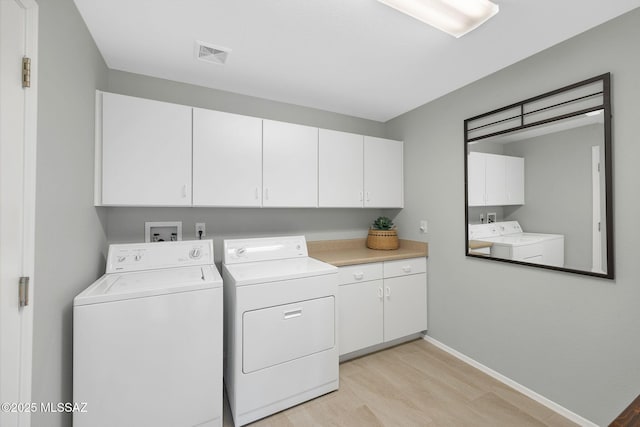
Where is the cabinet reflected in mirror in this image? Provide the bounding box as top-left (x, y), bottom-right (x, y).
top-left (464, 74), bottom-right (613, 279)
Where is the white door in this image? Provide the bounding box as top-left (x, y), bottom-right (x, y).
top-left (0, 1), bottom-right (38, 426)
top-left (591, 146), bottom-right (604, 274)
top-left (262, 120), bottom-right (318, 207)
top-left (338, 280), bottom-right (384, 355)
top-left (101, 92), bottom-right (192, 206)
top-left (363, 136), bottom-right (403, 208)
top-left (192, 109), bottom-right (262, 207)
top-left (383, 274), bottom-right (428, 342)
top-left (318, 129), bottom-right (363, 207)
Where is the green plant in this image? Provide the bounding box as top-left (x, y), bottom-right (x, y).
top-left (372, 216), bottom-right (395, 230)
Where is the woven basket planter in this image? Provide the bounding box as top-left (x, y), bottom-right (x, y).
top-left (366, 229), bottom-right (399, 250)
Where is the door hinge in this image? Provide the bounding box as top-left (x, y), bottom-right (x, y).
top-left (22, 57), bottom-right (31, 88)
top-left (19, 276), bottom-right (30, 307)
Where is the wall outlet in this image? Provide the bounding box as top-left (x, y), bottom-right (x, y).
top-left (419, 220), bottom-right (427, 233)
top-left (480, 213), bottom-right (485, 223)
top-left (195, 223), bottom-right (206, 239)
top-left (487, 212), bottom-right (497, 224)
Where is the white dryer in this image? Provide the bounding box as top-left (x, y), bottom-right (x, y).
top-left (73, 240), bottom-right (223, 427)
top-left (222, 235), bottom-right (339, 426)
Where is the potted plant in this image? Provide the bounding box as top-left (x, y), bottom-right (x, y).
top-left (367, 216), bottom-right (399, 250)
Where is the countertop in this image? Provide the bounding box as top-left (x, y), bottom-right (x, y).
top-left (469, 240), bottom-right (493, 249)
top-left (307, 238), bottom-right (428, 267)
top-left (468, 240), bottom-right (492, 257)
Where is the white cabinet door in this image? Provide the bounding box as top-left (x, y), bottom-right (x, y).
top-left (383, 273), bottom-right (427, 342)
top-left (318, 129), bottom-right (364, 207)
top-left (467, 152), bottom-right (485, 206)
top-left (364, 136), bottom-right (403, 208)
top-left (484, 153), bottom-right (506, 206)
top-left (192, 109), bottom-right (262, 206)
top-left (505, 156), bottom-right (524, 205)
top-left (263, 120), bottom-right (318, 207)
top-left (101, 92), bottom-right (192, 205)
top-left (338, 280), bottom-right (384, 355)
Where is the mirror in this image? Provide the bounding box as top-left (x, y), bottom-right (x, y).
top-left (464, 74), bottom-right (613, 279)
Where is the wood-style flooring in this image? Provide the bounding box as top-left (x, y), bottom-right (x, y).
top-left (223, 339), bottom-right (578, 427)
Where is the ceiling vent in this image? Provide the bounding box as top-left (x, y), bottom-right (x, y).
top-left (195, 41), bottom-right (231, 65)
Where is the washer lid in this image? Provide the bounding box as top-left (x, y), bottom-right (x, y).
top-left (74, 265), bottom-right (222, 306)
top-left (224, 257), bottom-right (337, 286)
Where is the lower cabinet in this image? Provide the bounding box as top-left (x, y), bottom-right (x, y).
top-left (338, 257), bottom-right (427, 356)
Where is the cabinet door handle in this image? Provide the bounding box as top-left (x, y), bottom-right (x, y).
top-left (385, 286), bottom-right (391, 297)
top-left (182, 184), bottom-right (187, 198)
top-left (255, 187), bottom-right (259, 200)
top-left (402, 266), bottom-right (412, 273)
top-left (359, 191), bottom-right (363, 202)
top-left (283, 308), bottom-right (302, 319)
top-left (354, 272), bottom-right (364, 280)
top-left (377, 287), bottom-right (383, 298)
top-left (366, 191), bottom-right (371, 202)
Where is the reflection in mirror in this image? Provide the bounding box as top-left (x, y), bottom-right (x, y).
top-left (464, 74), bottom-right (613, 279)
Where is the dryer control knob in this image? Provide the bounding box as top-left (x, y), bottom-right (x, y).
top-left (134, 254), bottom-right (142, 262)
top-left (189, 248), bottom-right (201, 259)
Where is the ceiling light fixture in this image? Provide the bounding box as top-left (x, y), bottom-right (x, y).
top-left (377, 0), bottom-right (499, 38)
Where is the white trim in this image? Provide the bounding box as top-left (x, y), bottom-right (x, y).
top-left (422, 335), bottom-right (598, 427)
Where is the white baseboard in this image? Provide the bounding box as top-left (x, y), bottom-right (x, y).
top-left (422, 335), bottom-right (597, 427)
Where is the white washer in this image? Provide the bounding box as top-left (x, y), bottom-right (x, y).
top-left (469, 221), bottom-right (564, 266)
top-left (73, 240), bottom-right (223, 427)
top-left (222, 235), bottom-right (339, 426)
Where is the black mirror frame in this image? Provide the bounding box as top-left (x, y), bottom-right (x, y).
top-left (464, 73), bottom-right (614, 279)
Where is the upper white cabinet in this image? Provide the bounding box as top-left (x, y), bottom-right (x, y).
top-left (319, 132), bottom-right (404, 208)
top-left (364, 137), bottom-right (404, 208)
top-left (484, 153), bottom-right (506, 206)
top-left (505, 156), bottom-right (525, 205)
top-left (318, 129), bottom-right (364, 207)
top-left (467, 152), bottom-right (485, 206)
top-left (96, 92), bottom-right (404, 209)
top-left (192, 109), bottom-right (262, 207)
top-left (467, 152), bottom-right (524, 207)
top-left (100, 92), bottom-right (192, 206)
top-left (262, 120), bottom-right (318, 207)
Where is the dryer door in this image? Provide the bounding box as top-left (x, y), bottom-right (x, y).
top-left (242, 296), bottom-right (335, 373)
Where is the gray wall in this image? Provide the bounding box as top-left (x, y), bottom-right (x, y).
top-left (107, 70), bottom-right (387, 137)
top-left (104, 71), bottom-right (390, 252)
top-left (386, 8), bottom-right (640, 426)
top-left (32, 1), bottom-right (108, 427)
top-left (503, 124), bottom-right (605, 271)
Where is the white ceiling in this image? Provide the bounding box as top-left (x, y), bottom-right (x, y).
top-left (73, 1), bottom-right (640, 122)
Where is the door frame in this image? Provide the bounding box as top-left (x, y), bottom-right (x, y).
top-left (0, 0), bottom-right (38, 426)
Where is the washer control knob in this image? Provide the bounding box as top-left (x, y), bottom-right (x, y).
top-left (134, 254), bottom-right (142, 262)
top-left (189, 248), bottom-right (201, 259)
top-left (236, 247), bottom-right (246, 257)
top-left (117, 256), bottom-right (126, 263)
